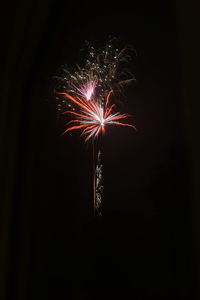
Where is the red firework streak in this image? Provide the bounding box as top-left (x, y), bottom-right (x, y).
top-left (58, 90), bottom-right (136, 214)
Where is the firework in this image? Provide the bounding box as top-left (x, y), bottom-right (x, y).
top-left (56, 40), bottom-right (136, 215)
top-left (58, 91), bottom-right (136, 142)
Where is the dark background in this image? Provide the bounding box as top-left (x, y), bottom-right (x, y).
top-left (0, 1), bottom-right (200, 299)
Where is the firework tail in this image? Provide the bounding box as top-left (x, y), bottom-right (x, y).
top-left (95, 149), bottom-right (103, 216)
top-left (92, 141), bottom-right (96, 215)
top-left (92, 141), bottom-right (103, 216)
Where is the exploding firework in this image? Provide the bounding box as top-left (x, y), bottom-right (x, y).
top-left (55, 40), bottom-right (136, 215)
top-left (55, 39), bottom-right (136, 112)
top-left (58, 91), bottom-right (136, 142)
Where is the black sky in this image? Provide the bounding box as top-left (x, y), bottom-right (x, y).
top-left (1, 1), bottom-right (196, 299)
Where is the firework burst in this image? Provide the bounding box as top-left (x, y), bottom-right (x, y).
top-left (55, 40), bottom-right (136, 215)
top-left (74, 80), bottom-right (96, 100)
top-left (58, 90), bottom-right (136, 142)
top-left (55, 39), bottom-right (136, 112)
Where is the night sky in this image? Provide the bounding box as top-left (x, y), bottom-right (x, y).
top-left (3, 1), bottom-right (195, 299)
